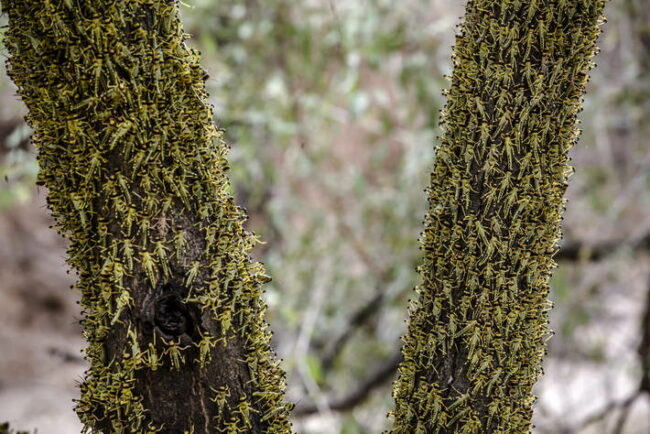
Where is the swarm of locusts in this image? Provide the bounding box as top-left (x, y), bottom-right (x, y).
top-left (3, 0), bottom-right (608, 432)
top-left (2, 0), bottom-right (292, 432)
top-left (390, 1), bottom-right (606, 433)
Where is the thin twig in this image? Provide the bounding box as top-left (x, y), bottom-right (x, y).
top-left (574, 391), bottom-right (640, 432)
top-left (612, 393), bottom-right (639, 434)
top-left (555, 232), bottom-right (650, 261)
top-left (294, 350), bottom-right (402, 416)
top-left (576, 271), bottom-right (650, 432)
top-left (638, 272), bottom-right (650, 394)
top-left (321, 291), bottom-right (386, 371)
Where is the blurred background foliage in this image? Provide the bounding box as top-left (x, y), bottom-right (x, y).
top-left (1, 0), bottom-right (649, 432)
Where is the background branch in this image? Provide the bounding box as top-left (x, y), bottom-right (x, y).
top-left (294, 351), bottom-right (402, 416)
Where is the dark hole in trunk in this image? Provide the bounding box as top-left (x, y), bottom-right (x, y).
top-left (154, 284), bottom-right (197, 339)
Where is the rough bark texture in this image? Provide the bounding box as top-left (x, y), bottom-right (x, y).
top-left (390, 1), bottom-right (606, 432)
top-left (2, 1), bottom-right (292, 432)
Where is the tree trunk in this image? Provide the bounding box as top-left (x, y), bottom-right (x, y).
top-left (2, 1), bottom-right (292, 432)
top-left (390, 1), bottom-right (606, 432)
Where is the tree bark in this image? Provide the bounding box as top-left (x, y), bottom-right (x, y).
top-left (2, 1), bottom-right (292, 432)
top-left (390, 1), bottom-right (606, 432)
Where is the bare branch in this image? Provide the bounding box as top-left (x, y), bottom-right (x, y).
top-left (321, 291), bottom-right (386, 371)
top-left (294, 351), bottom-right (402, 416)
top-left (575, 271), bottom-right (650, 432)
top-left (555, 233), bottom-right (650, 261)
